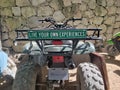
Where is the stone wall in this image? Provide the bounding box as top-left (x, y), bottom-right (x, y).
top-left (0, 0), bottom-right (120, 52)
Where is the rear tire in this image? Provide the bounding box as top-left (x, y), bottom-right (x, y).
top-left (12, 60), bottom-right (40, 90)
top-left (77, 62), bottom-right (105, 90)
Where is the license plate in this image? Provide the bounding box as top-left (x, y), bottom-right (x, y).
top-left (28, 29), bottom-right (86, 40)
top-left (48, 68), bottom-right (68, 80)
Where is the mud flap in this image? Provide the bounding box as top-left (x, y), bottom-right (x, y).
top-left (89, 52), bottom-right (110, 90)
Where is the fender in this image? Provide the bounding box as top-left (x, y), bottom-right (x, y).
top-left (107, 39), bottom-right (114, 45)
top-left (89, 52), bottom-right (110, 90)
top-left (107, 32), bottom-right (120, 45)
top-left (113, 32), bottom-right (120, 37)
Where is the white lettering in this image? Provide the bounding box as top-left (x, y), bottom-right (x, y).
top-left (29, 30), bottom-right (86, 39)
top-left (50, 32), bottom-right (59, 37)
top-left (38, 32), bottom-right (49, 38)
top-left (29, 32), bottom-right (37, 38)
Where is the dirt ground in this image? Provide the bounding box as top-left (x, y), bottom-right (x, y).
top-left (105, 55), bottom-right (120, 90)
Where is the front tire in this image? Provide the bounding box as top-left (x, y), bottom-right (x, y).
top-left (77, 62), bottom-right (105, 90)
top-left (106, 45), bottom-right (119, 56)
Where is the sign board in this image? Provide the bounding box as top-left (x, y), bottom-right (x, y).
top-left (28, 29), bottom-right (86, 40)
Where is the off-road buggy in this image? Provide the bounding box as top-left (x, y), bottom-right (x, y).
top-left (12, 18), bottom-right (109, 90)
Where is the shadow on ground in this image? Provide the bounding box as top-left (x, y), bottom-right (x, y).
top-left (105, 55), bottom-right (120, 67)
top-left (106, 59), bottom-right (120, 67)
top-left (114, 70), bottom-right (120, 76)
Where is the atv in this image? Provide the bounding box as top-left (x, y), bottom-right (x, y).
top-left (106, 32), bottom-right (120, 58)
top-left (12, 18), bottom-right (109, 90)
